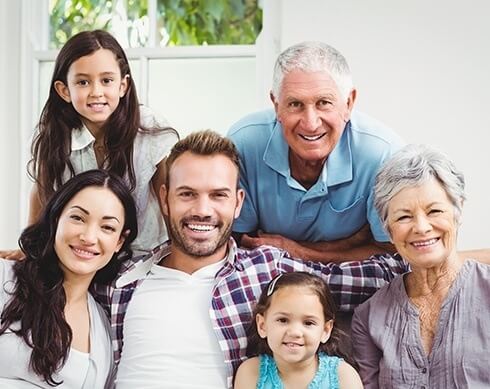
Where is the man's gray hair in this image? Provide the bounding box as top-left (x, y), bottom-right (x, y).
top-left (374, 144), bottom-right (466, 234)
top-left (271, 41), bottom-right (353, 100)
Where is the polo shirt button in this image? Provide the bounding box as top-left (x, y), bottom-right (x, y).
top-left (422, 367), bottom-right (427, 373)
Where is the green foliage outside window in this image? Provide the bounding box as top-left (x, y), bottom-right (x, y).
top-left (49, 0), bottom-right (262, 48)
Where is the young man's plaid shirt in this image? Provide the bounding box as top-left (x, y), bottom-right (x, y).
top-left (93, 238), bottom-right (408, 388)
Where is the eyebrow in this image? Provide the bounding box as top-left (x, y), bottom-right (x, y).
top-left (73, 71), bottom-right (117, 78)
top-left (273, 311), bottom-right (321, 320)
top-left (175, 185), bottom-right (232, 192)
top-left (69, 205), bottom-right (121, 223)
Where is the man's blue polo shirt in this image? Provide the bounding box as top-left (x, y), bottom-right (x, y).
top-left (228, 109), bottom-right (405, 243)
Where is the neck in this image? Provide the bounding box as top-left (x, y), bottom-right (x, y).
top-left (81, 119), bottom-right (104, 143)
top-left (405, 252), bottom-right (463, 298)
top-left (275, 353), bottom-right (318, 386)
top-left (63, 276), bottom-right (91, 305)
top-left (161, 243), bottom-right (228, 275)
top-left (289, 151), bottom-right (325, 190)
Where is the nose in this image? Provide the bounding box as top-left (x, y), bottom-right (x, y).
top-left (413, 215), bottom-right (432, 234)
top-left (301, 105), bottom-right (321, 132)
top-left (286, 322), bottom-right (302, 337)
top-left (90, 82), bottom-right (103, 97)
top-left (192, 195), bottom-right (212, 217)
top-left (80, 224), bottom-right (97, 244)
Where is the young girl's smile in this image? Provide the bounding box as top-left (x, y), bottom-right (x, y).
top-left (257, 285), bottom-right (332, 367)
top-left (55, 48), bottom-right (128, 136)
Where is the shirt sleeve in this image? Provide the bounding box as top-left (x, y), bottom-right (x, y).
top-left (228, 129), bottom-right (259, 234)
top-left (277, 252), bottom-right (408, 312)
top-left (139, 105), bottom-right (179, 166)
top-left (90, 282), bottom-right (113, 317)
top-left (351, 303), bottom-right (382, 388)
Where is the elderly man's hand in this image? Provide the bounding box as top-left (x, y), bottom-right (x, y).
top-left (0, 249), bottom-right (26, 261)
top-left (240, 232), bottom-right (302, 257)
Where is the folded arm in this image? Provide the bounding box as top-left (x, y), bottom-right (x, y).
top-left (240, 224), bottom-right (396, 263)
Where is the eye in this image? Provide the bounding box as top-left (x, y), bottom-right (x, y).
top-left (287, 101), bottom-right (303, 110)
top-left (396, 215), bottom-right (411, 222)
top-left (429, 209), bottom-right (443, 215)
top-left (102, 225), bottom-right (117, 233)
top-left (317, 99), bottom-right (332, 108)
top-left (179, 191), bottom-right (195, 198)
top-left (102, 78), bottom-right (114, 85)
top-left (277, 317), bottom-right (288, 324)
top-left (69, 214), bottom-right (83, 222)
top-left (76, 80), bottom-right (89, 86)
top-left (304, 320), bottom-right (317, 326)
top-left (212, 192), bottom-right (229, 199)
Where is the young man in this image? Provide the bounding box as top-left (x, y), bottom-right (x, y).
top-left (95, 130), bottom-right (407, 388)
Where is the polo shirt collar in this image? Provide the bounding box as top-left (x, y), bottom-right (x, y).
top-left (71, 124), bottom-right (95, 151)
top-left (263, 119), bottom-right (290, 178)
top-left (263, 119), bottom-right (353, 189)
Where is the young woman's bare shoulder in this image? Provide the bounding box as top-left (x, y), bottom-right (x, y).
top-left (234, 357), bottom-right (260, 389)
top-left (338, 360), bottom-right (363, 389)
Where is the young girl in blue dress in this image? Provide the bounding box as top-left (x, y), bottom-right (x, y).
top-left (234, 272), bottom-right (363, 389)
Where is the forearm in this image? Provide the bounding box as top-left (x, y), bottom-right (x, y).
top-left (297, 240), bottom-right (396, 263)
top-left (459, 248), bottom-right (490, 264)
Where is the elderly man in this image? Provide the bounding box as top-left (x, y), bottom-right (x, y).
top-left (228, 42), bottom-right (404, 262)
top-left (94, 130), bottom-right (407, 388)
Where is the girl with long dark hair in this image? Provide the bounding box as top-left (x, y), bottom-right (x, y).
top-left (0, 29), bottom-right (178, 260)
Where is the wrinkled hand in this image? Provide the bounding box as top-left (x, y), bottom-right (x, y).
top-left (0, 248), bottom-right (25, 261)
top-left (241, 232), bottom-right (301, 256)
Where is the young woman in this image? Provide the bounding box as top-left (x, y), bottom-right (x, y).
top-left (0, 170), bottom-right (137, 387)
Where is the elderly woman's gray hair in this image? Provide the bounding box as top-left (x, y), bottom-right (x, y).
top-left (374, 144), bottom-right (466, 234)
top-left (271, 41), bottom-right (353, 101)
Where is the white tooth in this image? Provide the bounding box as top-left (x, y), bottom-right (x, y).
top-left (302, 134), bottom-right (322, 141)
top-left (413, 238), bottom-right (437, 247)
top-left (188, 224), bottom-right (214, 231)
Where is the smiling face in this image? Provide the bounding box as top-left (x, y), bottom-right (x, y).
top-left (256, 286), bottom-right (332, 368)
top-left (161, 152), bottom-right (244, 265)
top-left (54, 48), bottom-right (128, 135)
top-left (54, 186), bottom-right (126, 282)
top-left (272, 70), bottom-right (355, 170)
top-left (387, 177), bottom-right (459, 269)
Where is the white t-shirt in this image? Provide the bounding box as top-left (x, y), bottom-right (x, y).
top-left (0, 260), bottom-right (114, 388)
top-left (64, 105), bottom-right (178, 252)
top-left (116, 259), bottom-right (228, 388)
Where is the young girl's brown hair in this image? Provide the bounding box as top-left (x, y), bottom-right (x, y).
top-left (246, 271), bottom-right (356, 366)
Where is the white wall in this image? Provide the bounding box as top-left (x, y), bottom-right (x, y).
top-left (2, 0), bottom-right (489, 249)
top-left (0, 1), bottom-right (22, 248)
top-left (270, 0), bottom-right (490, 249)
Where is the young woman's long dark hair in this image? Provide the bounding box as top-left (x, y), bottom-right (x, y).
top-left (246, 272), bottom-right (356, 367)
top-left (0, 170), bottom-right (138, 386)
top-left (29, 29), bottom-right (177, 206)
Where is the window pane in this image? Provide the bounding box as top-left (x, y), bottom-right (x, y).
top-left (156, 0), bottom-right (262, 46)
top-left (49, 0), bottom-right (149, 48)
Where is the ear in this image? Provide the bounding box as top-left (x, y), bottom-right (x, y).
top-left (234, 188), bottom-right (245, 220)
top-left (256, 313), bottom-right (267, 339)
top-left (119, 74), bottom-right (129, 98)
top-left (160, 184), bottom-right (169, 217)
top-left (116, 229), bottom-right (129, 252)
top-left (54, 80), bottom-right (71, 103)
top-left (270, 91), bottom-right (280, 116)
top-left (320, 319), bottom-right (334, 344)
top-left (342, 88), bottom-right (357, 122)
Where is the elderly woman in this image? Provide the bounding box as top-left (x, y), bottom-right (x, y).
top-left (351, 144), bottom-right (490, 388)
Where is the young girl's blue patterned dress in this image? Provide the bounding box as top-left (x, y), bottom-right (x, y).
top-left (256, 352), bottom-right (341, 388)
